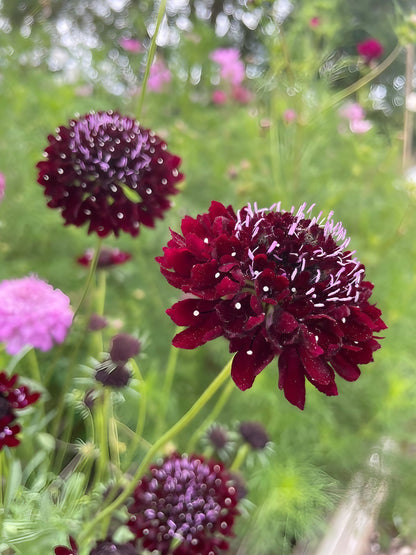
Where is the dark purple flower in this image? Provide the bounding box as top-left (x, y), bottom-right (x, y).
top-left (207, 425), bottom-right (230, 450)
top-left (357, 38), bottom-right (384, 62)
top-left (109, 333), bottom-right (141, 364)
top-left (239, 421), bottom-right (269, 450)
top-left (95, 361), bottom-right (132, 388)
top-left (37, 111), bottom-right (184, 237)
top-left (0, 371), bottom-right (40, 450)
top-left (77, 247), bottom-right (132, 268)
top-left (88, 313), bottom-right (108, 331)
top-left (157, 201), bottom-right (387, 410)
top-left (127, 452), bottom-right (239, 554)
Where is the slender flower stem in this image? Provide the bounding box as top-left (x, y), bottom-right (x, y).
top-left (322, 43), bottom-right (403, 113)
top-left (122, 358), bottom-right (147, 470)
top-left (24, 348), bottom-right (41, 384)
top-left (78, 357), bottom-right (232, 545)
top-left (187, 376), bottom-right (234, 452)
top-left (230, 443), bottom-right (250, 472)
top-left (73, 237), bottom-right (102, 319)
top-left (136, 0), bottom-right (167, 119)
top-left (157, 337), bottom-right (180, 432)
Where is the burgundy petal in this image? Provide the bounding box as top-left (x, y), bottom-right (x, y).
top-left (231, 335), bottom-right (274, 391)
top-left (278, 346), bottom-right (306, 410)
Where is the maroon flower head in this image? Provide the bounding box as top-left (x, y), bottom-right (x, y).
top-left (0, 371), bottom-right (40, 450)
top-left (89, 539), bottom-right (137, 555)
top-left (128, 452), bottom-right (239, 554)
top-left (37, 110), bottom-right (183, 237)
top-left (109, 333), bottom-right (141, 364)
top-left (55, 536), bottom-right (78, 555)
top-left (239, 421), bottom-right (269, 450)
top-left (77, 246), bottom-right (132, 268)
top-left (357, 38), bottom-right (384, 62)
top-left (157, 201), bottom-right (386, 410)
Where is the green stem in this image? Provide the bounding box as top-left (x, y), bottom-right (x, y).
top-left (136, 0), bottom-right (167, 119)
top-left (230, 443), bottom-right (250, 472)
top-left (158, 337), bottom-right (180, 431)
top-left (95, 389), bottom-right (111, 486)
top-left (78, 357), bottom-right (232, 545)
top-left (322, 43), bottom-right (403, 113)
top-left (73, 237), bottom-right (102, 319)
top-left (187, 376), bottom-right (234, 452)
top-left (25, 348), bottom-right (41, 384)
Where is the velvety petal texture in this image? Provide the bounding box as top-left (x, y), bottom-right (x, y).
top-left (158, 201), bottom-right (386, 409)
top-left (127, 452), bottom-right (239, 554)
top-left (0, 371), bottom-right (40, 450)
top-left (37, 110), bottom-right (183, 237)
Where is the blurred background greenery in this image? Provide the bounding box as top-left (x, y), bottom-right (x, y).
top-left (1, 1), bottom-right (416, 553)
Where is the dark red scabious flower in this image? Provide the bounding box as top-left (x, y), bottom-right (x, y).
top-left (357, 38), bottom-right (384, 62)
top-left (55, 537), bottom-right (136, 555)
top-left (157, 201), bottom-right (387, 410)
top-left (0, 371), bottom-right (40, 450)
top-left (37, 110), bottom-right (184, 237)
top-left (239, 421), bottom-right (269, 450)
top-left (77, 246), bottom-right (132, 268)
top-left (127, 453), bottom-right (239, 554)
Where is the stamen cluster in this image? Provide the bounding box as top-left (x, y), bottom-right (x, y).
top-left (127, 453), bottom-right (239, 554)
top-left (157, 201), bottom-right (386, 409)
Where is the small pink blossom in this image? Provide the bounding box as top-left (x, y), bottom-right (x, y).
top-left (0, 276), bottom-right (73, 355)
top-left (231, 85), bottom-right (253, 104)
top-left (212, 90), bottom-right (228, 105)
top-left (0, 173), bottom-right (5, 202)
top-left (349, 119), bottom-right (373, 134)
top-left (309, 17), bottom-right (320, 28)
top-left (283, 108), bottom-right (297, 123)
top-left (357, 38), bottom-right (383, 62)
top-left (147, 59), bottom-right (172, 92)
top-left (210, 47), bottom-right (245, 86)
top-left (119, 37), bottom-right (143, 53)
top-left (339, 102), bottom-right (365, 121)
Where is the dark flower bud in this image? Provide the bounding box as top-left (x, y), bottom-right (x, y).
top-left (207, 424), bottom-right (229, 450)
top-left (95, 362), bottom-right (131, 388)
top-left (88, 313), bottom-right (108, 331)
top-left (78, 247), bottom-right (132, 269)
top-left (109, 333), bottom-right (140, 364)
top-left (239, 421), bottom-right (269, 450)
top-left (89, 539), bottom-right (137, 555)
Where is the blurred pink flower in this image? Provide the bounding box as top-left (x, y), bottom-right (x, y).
top-left (119, 37), bottom-right (143, 53)
top-left (0, 173), bottom-right (5, 202)
top-left (231, 85), bottom-right (253, 104)
top-left (210, 47), bottom-right (245, 86)
top-left (283, 108), bottom-right (297, 123)
top-left (349, 119), bottom-right (373, 134)
top-left (147, 59), bottom-right (172, 92)
top-left (357, 38), bottom-right (383, 63)
top-left (339, 102), bottom-right (365, 121)
top-left (212, 90), bottom-right (228, 104)
top-left (339, 102), bottom-right (372, 134)
top-left (309, 17), bottom-right (320, 28)
top-left (0, 276), bottom-right (73, 355)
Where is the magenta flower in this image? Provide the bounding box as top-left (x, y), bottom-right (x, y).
top-left (128, 453), bottom-right (239, 554)
top-left (119, 37), bottom-right (143, 53)
top-left (37, 111), bottom-right (183, 237)
top-left (357, 38), bottom-right (384, 62)
top-left (157, 201), bottom-right (386, 410)
top-left (0, 172), bottom-right (5, 202)
top-left (148, 59), bottom-right (172, 92)
top-left (210, 48), bottom-right (245, 86)
top-left (77, 246), bottom-right (132, 268)
top-left (339, 102), bottom-right (373, 134)
top-left (0, 276), bottom-right (73, 355)
top-left (212, 90), bottom-right (228, 105)
top-left (283, 109), bottom-right (297, 123)
top-left (0, 371), bottom-right (40, 450)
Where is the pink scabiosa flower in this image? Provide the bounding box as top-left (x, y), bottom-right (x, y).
top-left (0, 172), bottom-right (5, 202)
top-left (283, 109), bottom-right (297, 123)
top-left (148, 59), bottom-right (172, 92)
top-left (77, 246), bottom-right (132, 268)
top-left (0, 371), bottom-right (40, 450)
top-left (210, 48), bottom-right (245, 86)
top-left (128, 453), bottom-right (239, 554)
top-left (0, 276), bottom-right (73, 355)
top-left (119, 37), bottom-right (143, 53)
top-left (157, 201), bottom-right (386, 410)
top-left (36, 111), bottom-right (184, 237)
top-left (357, 38), bottom-right (384, 63)
top-left (212, 90), bottom-right (228, 105)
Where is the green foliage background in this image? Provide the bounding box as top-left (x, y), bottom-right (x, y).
top-left (1, 1), bottom-right (416, 554)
